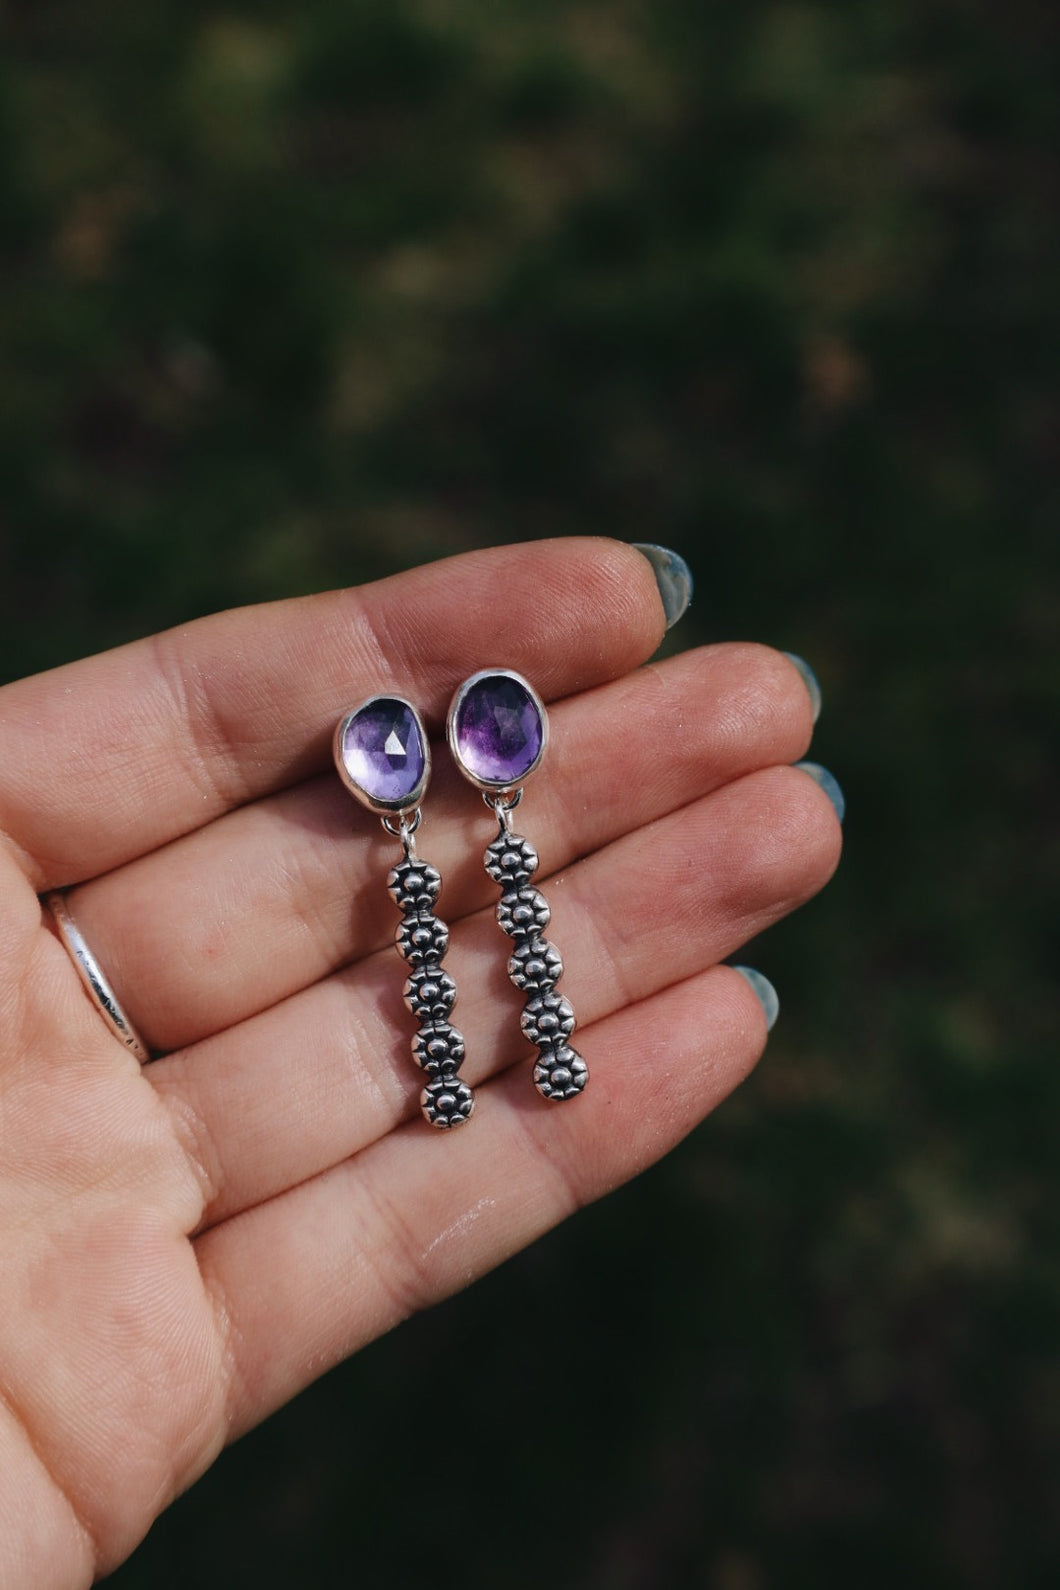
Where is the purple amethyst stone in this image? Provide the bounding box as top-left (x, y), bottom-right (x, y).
top-left (450, 672), bottom-right (546, 788)
top-left (338, 696), bottom-right (427, 809)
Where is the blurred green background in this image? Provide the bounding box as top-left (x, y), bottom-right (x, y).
top-left (2, 2), bottom-right (1057, 1585)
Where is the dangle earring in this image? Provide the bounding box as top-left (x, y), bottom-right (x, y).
top-left (333, 696), bottom-right (474, 1130)
top-left (448, 670), bottom-right (588, 1102)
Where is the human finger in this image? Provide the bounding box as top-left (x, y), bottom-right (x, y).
top-left (195, 962), bottom-right (770, 1437)
top-left (55, 644), bottom-right (818, 1051)
top-left (157, 763), bottom-right (841, 1227)
top-left (0, 539), bottom-right (668, 889)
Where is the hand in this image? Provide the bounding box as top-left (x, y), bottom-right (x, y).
top-left (0, 539), bottom-right (839, 1586)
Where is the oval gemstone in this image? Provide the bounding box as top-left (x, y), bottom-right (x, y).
top-left (452, 672), bottom-right (545, 787)
top-left (339, 697), bottom-right (426, 807)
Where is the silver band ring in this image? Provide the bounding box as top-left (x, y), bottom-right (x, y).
top-left (44, 892), bottom-right (149, 1063)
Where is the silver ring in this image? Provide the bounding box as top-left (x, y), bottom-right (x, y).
top-left (44, 892), bottom-right (149, 1063)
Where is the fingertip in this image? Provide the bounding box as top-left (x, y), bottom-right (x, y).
top-left (456, 537), bottom-right (673, 691)
top-left (793, 760), bottom-right (846, 825)
top-left (630, 543), bottom-right (693, 630)
top-left (560, 536), bottom-right (676, 667)
top-left (731, 964), bottom-right (780, 1032)
top-left (781, 652), bottom-right (823, 724)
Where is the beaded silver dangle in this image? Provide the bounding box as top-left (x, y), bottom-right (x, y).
top-left (447, 669), bottom-right (588, 1102)
top-left (333, 696), bottom-right (474, 1130)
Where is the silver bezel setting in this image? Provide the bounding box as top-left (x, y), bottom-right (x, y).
top-left (332, 694), bottom-right (432, 815)
top-left (446, 667), bottom-right (549, 793)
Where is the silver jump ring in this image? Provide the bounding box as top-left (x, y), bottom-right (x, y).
top-left (381, 808), bottom-right (422, 862)
top-left (44, 892), bottom-right (149, 1063)
top-left (483, 789), bottom-right (523, 813)
top-left (483, 788), bottom-right (522, 835)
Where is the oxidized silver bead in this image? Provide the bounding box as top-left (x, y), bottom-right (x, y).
top-left (508, 937), bottom-right (563, 994)
top-left (412, 1023), bottom-right (466, 1073)
top-left (532, 1044), bottom-right (589, 1101)
top-left (397, 915), bottom-right (449, 965)
top-left (421, 1072), bottom-right (475, 1129)
top-left (404, 967), bottom-right (458, 1024)
top-left (520, 991), bottom-right (576, 1046)
top-left (387, 859), bottom-right (442, 913)
top-left (484, 833), bottom-right (539, 887)
top-left (496, 886), bottom-right (550, 939)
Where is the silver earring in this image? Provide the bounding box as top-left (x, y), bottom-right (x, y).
top-left (447, 670), bottom-right (588, 1102)
top-left (333, 696), bottom-right (474, 1130)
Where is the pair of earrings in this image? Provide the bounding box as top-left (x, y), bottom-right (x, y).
top-left (333, 669), bottom-right (589, 1131)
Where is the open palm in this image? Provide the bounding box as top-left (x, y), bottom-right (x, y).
top-left (0, 540), bottom-right (839, 1586)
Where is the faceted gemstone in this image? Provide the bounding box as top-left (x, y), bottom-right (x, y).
top-left (453, 673), bottom-right (544, 787)
top-left (340, 698), bottom-right (426, 806)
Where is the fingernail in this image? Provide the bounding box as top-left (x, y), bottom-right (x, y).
top-left (732, 965), bottom-right (780, 1032)
top-left (782, 652), bottom-right (822, 723)
top-left (794, 761), bottom-right (846, 824)
top-left (631, 543), bottom-right (693, 629)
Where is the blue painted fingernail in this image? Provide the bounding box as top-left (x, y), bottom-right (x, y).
top-left (732, 965), bottom-right (780, 1031)
top-left (794, 761), bottom-right (845, 824)
top-left (782, 652), bottom-right (822, 723)
top-left (631, 543), bottom-right (693, 629)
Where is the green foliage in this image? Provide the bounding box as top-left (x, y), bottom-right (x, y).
top-left (1, 2), bottom-right (1056, 1583)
